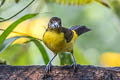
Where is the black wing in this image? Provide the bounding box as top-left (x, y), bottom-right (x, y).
top-left (70, 25), bottom-right (91, 36)
top-left (61, 27), bottom-right (73, 43)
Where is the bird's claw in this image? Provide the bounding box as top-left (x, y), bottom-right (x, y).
top-left (71, 63), bottom-right (77, 71)
top-left (45, 63), bottom-right (52, 73)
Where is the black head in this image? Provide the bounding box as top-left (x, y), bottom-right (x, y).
top-left (48, 17), bottom-right (62, 29)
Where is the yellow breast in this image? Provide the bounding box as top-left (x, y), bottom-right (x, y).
top-left (43, 30), bottom-right (77, 53)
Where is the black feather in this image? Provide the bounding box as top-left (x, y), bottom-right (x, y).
top-left (70, 26), bottom-right (91, 36)
top-left (61, 27), bottom-right (73, 43)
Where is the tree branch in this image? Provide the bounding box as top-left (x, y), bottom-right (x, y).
top-left (0, 65), bottom-right (120, 80)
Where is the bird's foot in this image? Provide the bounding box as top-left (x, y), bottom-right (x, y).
top-left (71, 63), bottom-right (77, 71)
top-left (45, 63), bottom-right (52, 73)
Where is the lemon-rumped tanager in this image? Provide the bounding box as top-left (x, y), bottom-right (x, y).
top-left (43, 17), bottom-right (91, 72)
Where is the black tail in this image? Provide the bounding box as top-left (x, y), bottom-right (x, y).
top-left (70, 26), bottom-right (91, 36)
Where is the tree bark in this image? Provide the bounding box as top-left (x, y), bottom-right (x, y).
top-left (0, 65), bottom-right (120, 80)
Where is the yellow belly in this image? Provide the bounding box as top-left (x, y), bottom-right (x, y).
top-left (43, 30), bottom-right (77, 53)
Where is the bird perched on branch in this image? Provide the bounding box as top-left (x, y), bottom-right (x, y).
top-left (43, 17), bottom-right (91, 72)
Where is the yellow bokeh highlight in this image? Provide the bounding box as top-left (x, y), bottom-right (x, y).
top-left (63, 0), bottom-right (92, 5)
top-left (100, 52), bottom-right (120, 67)
top-left (0, 17), bottom-right (50, 44)
top-left (28, 18), bottom-right (49, 40)
top-left (54, 0), bottom-right (109, 7)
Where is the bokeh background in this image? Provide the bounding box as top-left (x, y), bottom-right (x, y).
top-left (0, 0), bottom-right (120, 67)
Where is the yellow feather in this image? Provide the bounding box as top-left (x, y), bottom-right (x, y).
top-left (43, 30), bottom-right (78, 53)
top-left (72, 30), bottom-right (78, 40)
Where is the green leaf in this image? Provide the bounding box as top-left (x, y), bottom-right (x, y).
top-left (0, 0), bottom-right (5, 7)
top-left (0, 13), bottom-right (38, 45)
top-left (0, 33), bottom-right (49, 65)
top-left (0, 0), bottom-right (35, 22)
top-left (0, 17), bottom-right (4, 20)
top-left (0, 36), bottom-right (26, 54)
top-left (33, 40), bottom-right (49, 64)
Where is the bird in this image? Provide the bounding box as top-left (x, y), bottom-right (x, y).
top-left (43, 17), bottom-right (91, 72)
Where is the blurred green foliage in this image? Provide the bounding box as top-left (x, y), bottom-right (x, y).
top-left (110, 0), bottom-right (120, 18)
top-left (0, 0), bottom-right (120, 67)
